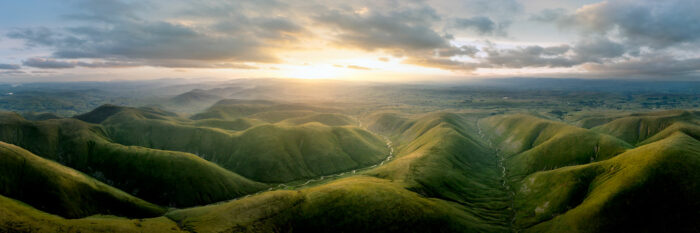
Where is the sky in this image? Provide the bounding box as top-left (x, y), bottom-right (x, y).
top-left (0, 0), bottom-right (699, 82)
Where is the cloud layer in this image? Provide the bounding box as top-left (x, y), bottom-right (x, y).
top-left (2, 0), bottom-right (699, 79)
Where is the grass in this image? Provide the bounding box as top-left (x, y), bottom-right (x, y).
top-left (2, 104), bottom-right (699, 233)
top-left (515, 132), bottom-right (700, 233)
top-left (481, 114), bottom-right (631, 179)
top-left (99, 104), bottom-right (389, 183)
top-left (592, 110), bottom-right (700, 145)
top-left (0, 194), bottom-right (185, 233)
top-left (0, 112), bottom-right (268, 208)
top-left (167, 176), bottom-right (504, 233)
top-left (0, 141), bottom-right (164, 219)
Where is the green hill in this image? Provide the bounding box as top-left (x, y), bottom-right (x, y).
top-left (513, 132), bottom-right (700, 233)
top-left (190, 99), bottom-right (340, 120)
top-left (0, 141), bottom-right (164, 219)
top-left (480, 114), bottom-right (631, 179)
top-left (98, 105), bottom-right (388, 183)
top-left (0, 112), bottom-right (267, 207)
top-left (0, 194), bottom-right (185, 233)
top-left (167, 176), bottom-right (499, 233)
top-left (592, 110), bottom-right (700, 145)
top-left (363, 112), bottom-right (512, 230)
top-left (192, 118), bottom-right (265, 131)
top-left (2, 105), bottom-right (699, 233)
top-left (277, 112), bottom-right (355, 126)
top-left (21, 112), bottom-right (62, 121)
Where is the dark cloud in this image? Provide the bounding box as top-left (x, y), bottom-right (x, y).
top-left (315, 7), bottom-right (447, 51)
top-left (0, 64), bottom-right (21, 70)
top-left (482, 45), bottom-right (577, 68)
top-left (583, 55), bottom-right (700, 77)
top-left (555, 1), bottom-right (700, 49)
top-left (23, 58), bottom-right (76, 69)
top-left (435, 45), bottom-right (479, 57)
top-left (572, 37), bottom-right (626, 62)
top-left (22, 57), bottom-right (138, 69)
top-left (480, 38), bottom-right (626, 69)
top-left (7, 0), bottom-right (309, 68)
top-left (453, 16), bottom-right (509, 36)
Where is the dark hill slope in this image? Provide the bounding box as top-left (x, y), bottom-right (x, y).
top-left (0, 112), bottom-right (267, 207)
top-left (480, 114), bottom-right (631, 179)
top-left (21, 112), bottom-right (62, 121)
top-left (74, 104), bottom-right (177, 124)
top-left (0, 194), bottom-right (185, 233)
top-left (592, 110), bottom-right (700, 145)
top-left (513, 132), bottom-right (700, 233)
top-left (0, 142), bottom-right (164, 219)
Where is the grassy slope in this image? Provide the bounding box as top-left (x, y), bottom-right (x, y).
top-left (481, 114), bottom-right (631, 179)
top-left (0, 141), bottom-right (164, 219)
top-left (161, 112), bottom-right (511, 233)
top-left (592, 110), bottom-right (700, 145)
top-left (514, 132), bottom-right (700, 233)
top-left (167, 176), bottom-right (484, 233)
top-left (190, 99), bottom-right (339, 120)
top-left (0, 112), bottom-right (267, 208)
top-left (0, 194), bottom-right (185, 233)
top-left (365, 112), bottom-right (511, 231)
top-left (100, 105), bottom-right (388, 183)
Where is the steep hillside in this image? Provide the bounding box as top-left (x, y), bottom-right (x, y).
top-left (0, 195), bottom-right (185, 233)
top-left (592, 110), bottom-right (700, 145)
top-left (0, 142), bottom-right (164, 219)
top-left (513, 132), bottom-right (700, 232)
top-left (0, 112), bottom-right (267, 207)
top-left (363, 112), bottom-right (512, 230)
top-left (480, 114), bottom-right (631, 179)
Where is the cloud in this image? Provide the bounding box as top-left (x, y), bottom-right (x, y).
top-left (571, 37), bottom-right (626, 62)
top-left (23, 58), bottom-right (76, 69)
top-left (0, 70), bottom-right (25, 75)
top-left (529, 8), bottom-right (567, 22)
top-left (553, 1), bottom-right (700, 49)
top-left (403, 57), bottom-right (477, 71)
top-left (7, 0), bottom-right (309, 68)
top-left (583, 55), bottom-right (700, 77)
top-left (435, 45), bottom-right (479, 57)
top-left (22, 57), bottom-right (139, 69)
top-left (0, 64), bottom-right (21, 70)
top-left (346, 65), bottom-right (371, 70)
top-left (480, 38), bottom-right (627, 69)
top-left (482, 45), bottom-right (576, 68)
top-left (453, 16), bottom-right (509, 36)
top-left (315, 7), bottom-right (447, 51)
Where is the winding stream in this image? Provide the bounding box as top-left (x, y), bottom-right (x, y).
top-left (477, 119), bottom-right (519, 233)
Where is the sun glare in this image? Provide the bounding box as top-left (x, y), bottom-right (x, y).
top-left (281, 64), bottom-right (352, 79)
